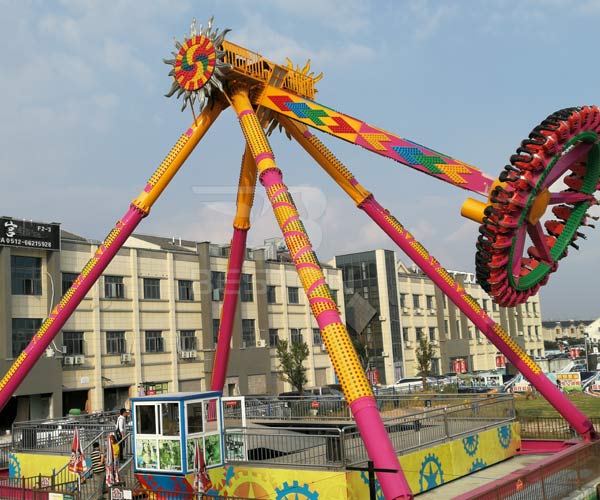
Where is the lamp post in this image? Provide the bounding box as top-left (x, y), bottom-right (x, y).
top-left (583, 333), bottom-right (590, 372)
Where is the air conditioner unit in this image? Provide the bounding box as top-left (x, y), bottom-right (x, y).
top-left (405, 341), bottom-right (412, 348)
top-left (45, 347), bottom-right (55, 358)
top-left (73, 355), bottom-right (85, 365)
top-left (378, 315), bottom-right (387, 322)
top-left (256, 339), bottom-right (267, 348)
top-left (381, 351), bottom-right (389, 358)
top-left (415, 308), bottom-right (423, 315)
top-left (402, 307), bottom-right (409, 314)
top-left (240, 341), bottom-right (247, 349)
top-left (321, 344), bottom-right (328, 352)
top-left (120, 353), bottom-right (132, 363)
top-left (477, 338), bottom-right (485, 345)
top-left (429, 309), bottom-right (436, 315)
top-left (63, 356), bottom-right (74, 365)
top-left (431, 340), bottom-right (439, 346)
top-left (187, 350), bottom-right (197, 359)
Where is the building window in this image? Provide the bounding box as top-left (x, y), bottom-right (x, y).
top-left (288, 286), bottom-right (300, 304)
top-left (12, 318), bottom-right (42, 358)
top-left (143, 278), bottom-right (161, 300)
top-left (106, 331), bottom-right (126, 355)
top-left (212, 319), bottom-right (220, 346)
top-left (178, 280), bottom-right (194, 301)
top-left (416, 327), bottom-right (424, 341)
top-left (482, 299), bottom-right (488, 312)
top-left (291, 328), bottom-right (302, 345)
top-left (426, 295), bottom-right (434, 309)
top-left (428, 327), bottom-right (436, 341)
top-left (267, 285), bottom-right (277, 304)
top-left (330, 289), bottom-right (338, 305)
top-left (269, 328), bottom-right (279, 347)
top-left (242, 319), bottom-right (255, 347)
top-left (444, 320), bottom-right (449, 335)
top-left (313, 328), bottom-right (322, 345)
top-left (179, 330), bottom-right (197, 351)
top-left (11, 256), bottom-right (42, 295)
top-left (62, 272), bottom-right (79, 295)
top-left (104, 276), bottom-right (124, 299)
top-left (402, 327), bottom-right (409, 342)
top-left (399, 294), bottom-right (407, 308)
top-left (211, 271), bottom-right (225, 301)
top-left (392, 342), bottom-right (402, 359)
top-left (412, 294), bottom-right (420, 309)
top-left (241, 274), bottom-right (254, 302)
top-left (64, 331), bottom-right (84, 355)
top-left (145, 330), bottom-right (164, 353)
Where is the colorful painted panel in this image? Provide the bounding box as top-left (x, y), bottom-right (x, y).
top-left (136, 439), bottom-right (158, 470)
top-left (259, 87), bottom-right (494, 196)
top-left (10, 452), bottom-right (71, 478)
top-left (136, 422), bottom-right (520, 499)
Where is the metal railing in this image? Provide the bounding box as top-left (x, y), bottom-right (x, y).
top-left (460, 439), bottom-right (600, 500)
top-left (225, 426), bottom-right (345, 467)
top-left (345, 396), bottom-right (515, 465)
top-left (12, 414), bottom-right (120, 454)
top-left (224, 393), bottom-right (508, 422)
top-left (225, 396), bottom-right (516, 468)
top-left (519, 416), bottom-right (600, 440)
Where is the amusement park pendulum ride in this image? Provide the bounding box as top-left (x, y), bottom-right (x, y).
top-left (1, 17), bottom-right (598, 500)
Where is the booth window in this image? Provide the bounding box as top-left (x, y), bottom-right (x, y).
top-left (187, 402), bottom-right (203, 434)
top-left (162, 403), bottom-right (180, 436)
top-left (136, 405), bottom-right (158, 435)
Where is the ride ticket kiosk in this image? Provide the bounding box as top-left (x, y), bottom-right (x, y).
top-left (131, 391), bottom-right (223, 495)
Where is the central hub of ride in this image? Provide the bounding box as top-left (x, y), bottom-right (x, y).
top-left (174, 36), bottom-right (217, 91)
top-left (527, 188), bottom-right (551, 225)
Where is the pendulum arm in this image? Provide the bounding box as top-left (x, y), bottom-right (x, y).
top-left (210, 146), bottom-right (258, 391)
top-left (257, 85), bottom-right (495, 196)
top-left (230, 88), bottom-right (413, 500)
top-left (0, 102), bottom-right (226, 411)
top-left (280, 116), bottom-right (597, 441)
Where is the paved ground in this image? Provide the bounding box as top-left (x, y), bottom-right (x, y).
top-left (415, 453), bottom-right (546, 499)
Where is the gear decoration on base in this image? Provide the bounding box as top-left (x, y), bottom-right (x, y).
top-left (462, 434), bottom-right (479, 456)
top-left (275, 480), bottom-right (319, 500)
top-left (476, 106), bottom-right (600, 306)
top-left (497, 424), bottom-right (513, 449)
top-left (164, 17), bottom-right (231, 112)
top-left (469, 458), bottom-right (487, 472)
top-left (419, 453), bottom-right (445, 492)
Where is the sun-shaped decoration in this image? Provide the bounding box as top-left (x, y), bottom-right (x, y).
top-left (164, 17), bottom-right (231, 112)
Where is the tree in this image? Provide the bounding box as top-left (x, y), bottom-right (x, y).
top-left (276, 339), bottom-right (309, 394)
top-left (415, 334), bottom-right (436, 391)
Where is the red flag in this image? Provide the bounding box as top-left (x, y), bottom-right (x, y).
top-left (105, 434), bottom-right (120, 486)
top-left (193, 440), bottom-right (212, 493)
top-left (68, 427), bottom-right (88, 474)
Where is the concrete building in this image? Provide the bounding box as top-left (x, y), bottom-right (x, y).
top-left (541, 319), bottom-right (593, 343)
top-left (0, 217), bottom-right (342, 424)
top-left (335, 250), bottom-right (545, 384)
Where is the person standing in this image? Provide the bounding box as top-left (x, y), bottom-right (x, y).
top-left (90, 442), bottom-right (105, 475)
top-left (115, 408), bottom-right (129, 461)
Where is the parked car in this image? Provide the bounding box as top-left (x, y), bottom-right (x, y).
top-left (388, 377), bottom-right (430, 393)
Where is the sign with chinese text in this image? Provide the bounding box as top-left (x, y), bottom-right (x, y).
top-left (0, 217), bottom-right (60, 251)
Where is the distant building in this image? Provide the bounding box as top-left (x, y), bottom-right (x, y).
top-left (0, 217), bottom-right (342, 424)
top-left (541, 320), bottom-right (593, 342)
top-left (335, 249), bottom-right (544, 383)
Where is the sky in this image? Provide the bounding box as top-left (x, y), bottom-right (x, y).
top-left (2, 0), bottom-right (600, 320)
